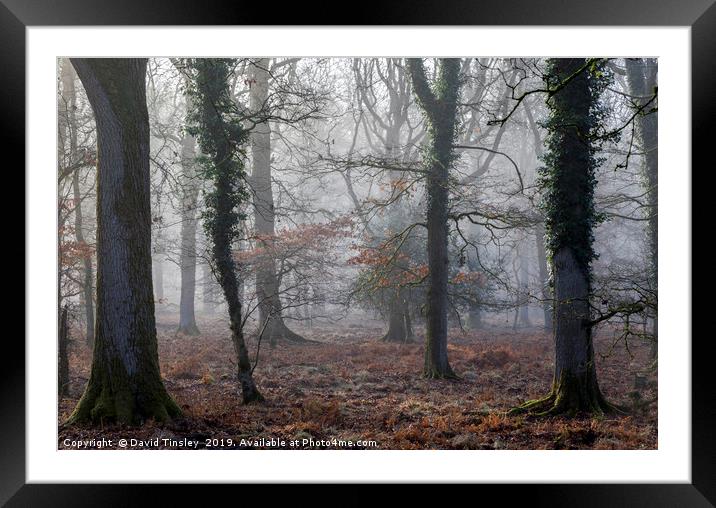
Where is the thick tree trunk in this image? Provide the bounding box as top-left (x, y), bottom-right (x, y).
top-left (249, 59), bottom-right (306, 347)
top-left (511, 59), bottom-right (615, 417)
top-left (61, 61), bottom-right (95, 346)
top-left (550, 248), bottom-right (608, 411)
top-left (467, 304), bottom-right (482, 330)
top-left (67, 58), bottom-right (181, 425)
top-left (423, 141), bottom-right (454, 378)
top-left (514, 249), bottom-right (611, 415)
top-left (381, 288), bottom-right (413, 343)
top-left (177, 128), bottom-right (200, 335)
top-left (408, 58), bottom-right (461, 379)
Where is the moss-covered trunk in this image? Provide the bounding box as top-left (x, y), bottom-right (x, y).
top-left (549, 247), bottom-right (610, 415)
top-left (210, 163), bottom-right (263, 403)
top-left (192, 59), bottom-right (263, 403)
top-left (408, 58), bottom-right (461, 379)
top-left (511, 58), bottom-right (615, 417)
top-left (67, 58), bottom-right (181, 425)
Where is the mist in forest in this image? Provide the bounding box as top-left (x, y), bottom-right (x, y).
top-left (57, 57), bottom-right (657, 450)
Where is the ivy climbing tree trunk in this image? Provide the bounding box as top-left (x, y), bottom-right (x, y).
top-left (511, 58), bottom-right (616, 416)
top-left (200, 226), bottom-right (217, 314)
top-left (408, 58), bottom-right (461, 379)
top-left (67, 58), bottom-right (181, 425)
top-left (189, 58), bottom-right (263, 403)
top-left (249, 58), bottom-right (306, 347)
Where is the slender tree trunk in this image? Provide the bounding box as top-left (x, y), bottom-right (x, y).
top-left (249, 58), bottom-right (306, 346)
top-left (153, 253), bottom-right (164, 304)
top-left (58, 305), bottom-right (70, 397)
top-left (67, 58), bottom-right (181, 425)
top-left (625, 58), bottom-right (658, 358)
top-left (61, 60), bottom-right (95, 346)
top-left (177, 124), bottom-right (200, 335)
top-left (535, 223), bottom-right (553, 332)
top-left (192, 59), bottom-right (262, 403)
top-left (408, 58), bottom-right (461, 379)
top-left (404, 295), bottom-right (415, 339)
top-left (525, 105), bottom-right (554, 333)
top-left (518, 244), bottom-right (531, 328)
top-left (200, 227), bottom-right (216, 314)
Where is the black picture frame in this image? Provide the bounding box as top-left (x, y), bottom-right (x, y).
top-left (6, 0), bottom-right (711, 503)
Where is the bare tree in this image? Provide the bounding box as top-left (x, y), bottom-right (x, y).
top-left (408, 58), bottom-right (462, 379)
top-left (249, 58), bottom-right (308, 346)
top-left (177, 81), bottom-right (201, 335)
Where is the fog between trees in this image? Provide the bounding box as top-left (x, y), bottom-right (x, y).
top-left (57, 57), bottom-right (657, 432)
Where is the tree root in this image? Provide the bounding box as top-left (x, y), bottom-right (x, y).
top-left (380, 332), bottom-right (415, 344)
top-left (65, 382), bottom-right (182, 426)
top-left (177, 323), bottom-right (201, 336)
top-left (508, 388), bottom-right (627, 418)
top-left (423, 366), bottom-right (460, 380)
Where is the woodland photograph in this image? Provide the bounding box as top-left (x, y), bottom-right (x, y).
top-left (57, 56), bottom-right (658, 450)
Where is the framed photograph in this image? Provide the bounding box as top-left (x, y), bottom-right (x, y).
top-left (7, 0), bottom-right (711, 502)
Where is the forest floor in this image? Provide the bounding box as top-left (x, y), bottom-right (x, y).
top-left (58, 312), bottom-right (657, 450)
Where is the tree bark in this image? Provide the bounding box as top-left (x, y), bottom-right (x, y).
top-left (177, 116), bottom-right (200, 335)
top-left (249, 59), bottom-right (306, 346)
top-left (408, 58), bottom-right (461, 379)
top-left (67, 58), bottom-right (181, 425)
top-left (511, 59), bottom-right (614, 416)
